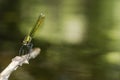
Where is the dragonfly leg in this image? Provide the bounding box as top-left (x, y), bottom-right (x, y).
top-left (26, 43), bottom-right (33, 59)
top-left (19, 45), bottom-right (29, 56)
top-left (19, 45), bottom-right (24, 56)
top-left (19, 47), bottom-right (22, 55)
top-left (28, 43), bottom-right (33, 53)
top-left (19, 43), bottom-right (33, 57)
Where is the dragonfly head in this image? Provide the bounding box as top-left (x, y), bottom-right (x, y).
top-left (22, 35), bottom-right (32, 45)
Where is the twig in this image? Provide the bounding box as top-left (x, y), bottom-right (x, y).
top-left (0, 48), bottom-right (41, 80)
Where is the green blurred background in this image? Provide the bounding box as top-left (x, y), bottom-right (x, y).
top-left (0, 0), bottom-right (120, 80)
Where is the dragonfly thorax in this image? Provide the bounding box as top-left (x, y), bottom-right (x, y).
top-left (22, 35), bottom-right (32, 45)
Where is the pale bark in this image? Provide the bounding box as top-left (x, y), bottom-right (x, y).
top-left (0, 48), bottom-right (40, 80)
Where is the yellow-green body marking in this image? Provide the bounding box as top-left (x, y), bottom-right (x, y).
top-left (22, 13), bottom-right (45, 45)
top-left (19, 13), bottom-right (45, 56)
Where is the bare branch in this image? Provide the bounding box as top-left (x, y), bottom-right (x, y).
top-left (0, 48), bottom-right (41, 80)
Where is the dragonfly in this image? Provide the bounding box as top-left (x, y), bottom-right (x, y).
top-left (19, 13), bottom-right (45, 56)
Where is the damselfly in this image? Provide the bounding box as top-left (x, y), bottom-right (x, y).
top-left (19, 13), bottom-right (45, 56)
